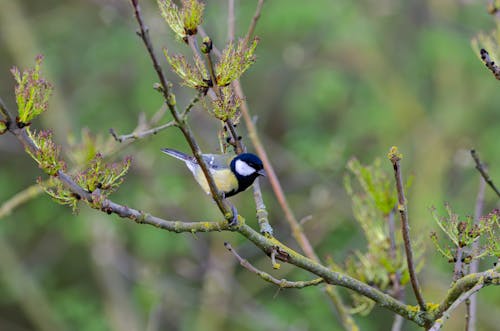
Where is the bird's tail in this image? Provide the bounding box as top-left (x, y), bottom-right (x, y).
top-left (160, 148), bottom-right (193, 162)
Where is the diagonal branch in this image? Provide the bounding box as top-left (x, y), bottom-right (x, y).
top-left (429, 281), bottom-right (484, 331)
top-left (470, 149), bottom-right (500, 198)
top-left (110, 120), bottom-right (177, 143)
top-left (0, 183), bottom-right (43, 219)
top-left (466, 176), bottom-right (486, 331)
top-left (129, 0), bottom-right (232, 219)
top-left (0, 97), bottom-right (14, 131)
top-left (479, 48), bottom-right (500, 80)
top-left (244, 0), bottom-right (265, 46)
top-left (224, 242), bottom-right (324, 288)
top-left (388, 146), bottom-right (426, 311)
top-left (430, 265), bottom-right (500, 330)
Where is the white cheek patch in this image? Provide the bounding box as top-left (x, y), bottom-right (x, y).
top-left (235, 159), bottom-right (256, 176)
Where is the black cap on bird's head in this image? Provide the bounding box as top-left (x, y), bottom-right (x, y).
top-left (229, 153), bottom-right (265, 196)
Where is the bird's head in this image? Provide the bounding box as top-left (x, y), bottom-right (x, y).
top-left (231, 153), bottom-right (266, 180)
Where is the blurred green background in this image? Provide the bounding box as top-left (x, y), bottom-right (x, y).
top-left (0, 0), bottom-right (499, 330)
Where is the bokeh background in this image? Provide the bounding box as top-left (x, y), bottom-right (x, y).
top-left (0, 0), bottom-right (499, 330)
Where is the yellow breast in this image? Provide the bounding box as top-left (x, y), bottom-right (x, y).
top-left (194, 168), bottom-right (238, 195)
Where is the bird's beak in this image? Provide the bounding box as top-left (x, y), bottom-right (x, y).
top-left (257, 169), bottom-right (266, 177)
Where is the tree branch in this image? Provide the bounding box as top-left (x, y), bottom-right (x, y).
top-left (244, 0), bottom-right (265, 46)
top-left (0, 97), bottom-right (14, 123)
top-left (429, 281), bottom-right (484, 331)
top-left (432, 266), bottom-right (500, 322)
top-left (466, 176), bottom-right (486, 331)
top-left (479, 48), bottom-right (500, 80)
top-left (388, 146), bottom-right (426, 311)
top-left (224, 242), bottom-right (323, 288)
top-left (0, 183), bottom-right (43, 219)
top-left (110, 120), bottom-right (177, 143)
top-left (129, 0), bottom-right (232, 219)
top-left (253, 178), bottom-right (273, 235)
top-left (470, 149), bottom-right (500, 198)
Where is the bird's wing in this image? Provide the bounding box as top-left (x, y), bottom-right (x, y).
top-left (161, 148), bottom-right (194, 162)
top-left (201, 154), bottom-right (233, 170)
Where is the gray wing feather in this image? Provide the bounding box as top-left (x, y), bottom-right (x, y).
top-left (161, 148), bottom-right (194, 162)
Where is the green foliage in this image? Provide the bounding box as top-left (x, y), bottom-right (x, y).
top-left (430, 205), bottom-right (500, 262)
top-left (66, 128), bottom-right (114, 167)
top-left (157, 0), bottom-right (205, 39)
top-left (341, 158), bottom-right (424, 315)
top-left (74, 153), bottom-right (131, 198)
top-left (163, 49), bottom-right (209, 90)
top-left (39, 177), bottom-right (79, 212)
top-left (211, 85), bottom-right (241, 121)
top-left (346, 158), bottom-right (396, 215)
top-left (40, 153), bottom-right (131, 212)
top-left (10, 55), bottom-right (53, 125)
top-left (0, 120), bottom-right (6, 134)
top-left (216, 38), bottom-right (258, 87)
top-left (25, 129), bottom-right (66, 175)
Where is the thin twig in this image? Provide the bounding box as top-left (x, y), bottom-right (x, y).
top-left (388, 208), bottom-right (405, 331)
top-left (225, 242), bottom-right (323, 288)
top-left (428, 281), bottom-right (484, 331)
top-left (388, 147), bottom-right (426, 312)
top-left (470, 149), bottom-right (500, 198)
top-left (479, 48), bottom-right (500, 80)
top-left (227, 0), bottom-right (235, 43)
top-left (110, 120), bottom-right (177, 143)
top-left (201, 37), bottom-right (243, 154)
top-left (253, 178), bottom-right (273, 235)
top-left (244, 0), bottom-right (265, 46)
top-left (0, 184), bottom-right (43, 219)
top-left (453, 246), bottom-right (464, 282)
top-left (110, 93), bottom-right (200, 143)
top-left (0, 97), bottom-right (14, 124)
top-left (181, 92), bottom-right (202, 119)
top-left (466, 176), bottom-right (486, 331)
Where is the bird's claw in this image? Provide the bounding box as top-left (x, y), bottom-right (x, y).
top-left (228, 204), bottom-right (238, 226)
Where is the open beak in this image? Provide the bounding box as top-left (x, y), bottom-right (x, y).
top-left (257, 169), bottom-right (266, 177)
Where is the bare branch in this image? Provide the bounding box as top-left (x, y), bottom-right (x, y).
top-left (224, 242), bottom-right (323, 288)
top-left (388, 208), bottom-right (405, 331)
top-left (0, 97), bottom-right (14, 129)
top-left (0, 184), bottom-right (43, 219)
top-left (429, 282), bottom-right (484, 331)
top-left (479, 48), bottom-right (500, 80)
top-left (253, 178), bottom-right (273, 235)
top-left (110, 120), bottom-right (177, 143)
top-left (470, 149), bottom-right (500, 198)
top-left (466, 176), bottom-right (486, 331)
top-left (244, 0), bottom-right (265, 46)
top-left (227, 0), bottom-right (235, 43)
top-left (388, 146), bottom-right (426, 311)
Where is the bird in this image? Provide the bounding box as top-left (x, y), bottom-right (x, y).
top-left (160, 148), bottom-right (266, 198)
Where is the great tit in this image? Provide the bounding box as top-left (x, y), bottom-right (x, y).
top-left (161, 148), bottom-right (266, 198)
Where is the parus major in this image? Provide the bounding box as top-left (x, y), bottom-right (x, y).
top-left (161, 148), bottom-right (266, 198)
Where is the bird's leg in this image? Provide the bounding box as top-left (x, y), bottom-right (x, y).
top-left (211, 192), bottom-right (238, 226)
top-left (227, 201), bottom-right (239, 226)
